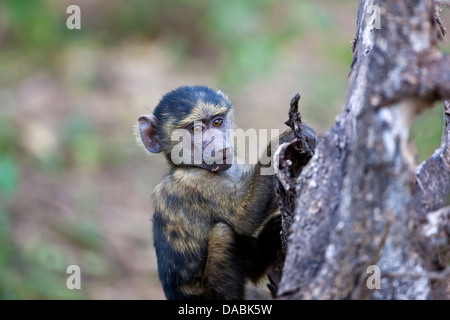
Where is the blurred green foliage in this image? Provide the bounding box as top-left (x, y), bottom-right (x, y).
top-left (2, 0), bottom-right (65, 51)
top-left (0, 204), bottom-right (82, 299)
top-left (0, 120), bottom-right (82, 299)
top-left (0, 0), bottom-right (351, 86)
top-left (65, 115), bottom-right (102, 170)
top-left (0, 119), bottom-right (20, 198)
top-left (411, 102), bottom-right (445, 164)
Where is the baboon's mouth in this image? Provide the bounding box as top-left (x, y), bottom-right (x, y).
top-left (207, 162), bottom-right (231, 173)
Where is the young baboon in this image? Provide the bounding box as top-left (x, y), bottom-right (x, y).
top-left (138, 86), bottom-right (317, 299)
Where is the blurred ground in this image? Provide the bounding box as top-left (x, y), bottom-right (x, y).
top-left (0, 1), bottom-right (448, 299)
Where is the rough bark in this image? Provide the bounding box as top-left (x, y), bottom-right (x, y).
top-left (275, 0), bottom-right (450, 300)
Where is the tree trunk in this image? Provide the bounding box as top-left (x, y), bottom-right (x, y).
top-left (274, 0), bottom-right (450, 300)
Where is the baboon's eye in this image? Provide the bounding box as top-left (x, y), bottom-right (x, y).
top-left (192, 124), bottom-right (204, 133)
top-left (212, 118), bottom-right (223, 127)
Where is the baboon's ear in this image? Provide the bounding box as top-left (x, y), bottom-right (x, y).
top-left (138, 115), bottom-right (162, 153)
